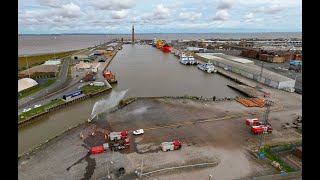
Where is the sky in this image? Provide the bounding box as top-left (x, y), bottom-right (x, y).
top-left (18, 0), bottom-right (302, 34)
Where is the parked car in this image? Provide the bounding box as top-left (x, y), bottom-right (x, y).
top-left (34, 104), bottom-right (42, 108)
top-left (51, 98), bottom-right (58, 101)
top-left (133, 129), bottom-right (144, 135)
top-left (23, 108), bottom-right (32, 112)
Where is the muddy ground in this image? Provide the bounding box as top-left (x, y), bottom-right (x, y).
top-left (18, 88), bottom-right (301, 180)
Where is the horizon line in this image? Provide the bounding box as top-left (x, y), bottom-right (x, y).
top-left (18, 32), bottom-right (302, 35)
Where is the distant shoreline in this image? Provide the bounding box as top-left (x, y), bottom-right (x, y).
top-left (19, 32), bottom-right (302, 36)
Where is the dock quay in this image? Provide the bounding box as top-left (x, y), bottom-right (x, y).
top-left (227, 84), bottom-right (259, 98)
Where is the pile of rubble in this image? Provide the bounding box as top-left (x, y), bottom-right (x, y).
top-left (282, 115), bottom-right (302, 129)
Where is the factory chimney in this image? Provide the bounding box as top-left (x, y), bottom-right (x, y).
top-left (132, 25), bottom-right (134, 44)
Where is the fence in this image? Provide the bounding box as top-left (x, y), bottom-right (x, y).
top-left (237, 171), bottom-right (302, 180)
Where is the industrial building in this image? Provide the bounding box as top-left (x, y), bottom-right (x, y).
top-left (186, 47), bottom-right (207, 53)
top-left (18, 78), bottom-right (38, 94)
top-left (18, 65), bottom-right (59, 79)
top-left (44, 59), bottom-right (61, 65)
top-left (196, 53), bottom-right (295, 89)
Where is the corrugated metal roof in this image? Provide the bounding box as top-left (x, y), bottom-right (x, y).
top-left (197, 53), bottom-right (294, 83)
top-left (210, 53), bottom-right (254, 64)
top-left (18, 78), bottom-right (38, 92)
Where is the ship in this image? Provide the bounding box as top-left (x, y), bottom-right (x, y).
top-left (198, 62), bottom-right (217, 73)
top-left (156, 39), bottom-right (163, 49)
top-left (161, 43), bottom-right (171, 52)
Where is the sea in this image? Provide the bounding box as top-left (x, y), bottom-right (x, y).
top-left (18, 32), bottom-right (302, 56)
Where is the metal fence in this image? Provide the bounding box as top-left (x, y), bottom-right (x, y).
top-left (237, 171), bottom-right (302, 180)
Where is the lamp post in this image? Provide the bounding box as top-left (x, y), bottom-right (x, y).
top-left (25, 55), bottom-right (30, 78)
top-left (106, 158), bottom-right (110, 179)
top-left (54, 36), bottom-right (56, 59)
top-left (209, 174), bottom-right (212, 180)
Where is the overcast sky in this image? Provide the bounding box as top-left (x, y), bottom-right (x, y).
top-left (18, 0), bottom-right (302, 34)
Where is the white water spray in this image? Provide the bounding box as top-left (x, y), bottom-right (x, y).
top-left (89, 89), bottom-right (128, 121)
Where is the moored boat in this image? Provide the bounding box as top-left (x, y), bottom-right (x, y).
top-left (198, 62), bottom-right (217, 73)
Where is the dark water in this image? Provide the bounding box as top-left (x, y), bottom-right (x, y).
top-left (18, 44), bottom-right (244, 155)
top-left (18, 33), bottom-right (301, 56)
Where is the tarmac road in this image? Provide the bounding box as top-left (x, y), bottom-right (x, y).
top-left (18, 49), bottom-right (89, 109)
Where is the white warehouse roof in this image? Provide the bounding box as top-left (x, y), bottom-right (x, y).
top-left (18, 78), bottom-right (38, 92)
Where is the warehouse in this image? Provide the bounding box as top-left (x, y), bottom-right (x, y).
top-left (186, 47), bottom-right (207, 53)
top-left (18, 65), bottom-right (59, 79)
top-left (197, 53), bottom-right (295, 89)
top-left (18, 78), bottom-right (38, 95)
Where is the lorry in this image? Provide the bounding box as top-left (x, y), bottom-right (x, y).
top-left (62, 90), bottom-right (83, 100)
top-left (107, 131), bottom-right (128, 141)
top-left (251, 125), bottom-right (273, 135)
top-left (160, 140), bottom-right (182, 152)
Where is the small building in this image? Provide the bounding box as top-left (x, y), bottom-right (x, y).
top-left (44, 59), bottom-right (61, 65)
top-left (106, 47), bottom-right (114, 52)
top-left (266, 56), bottom-right (285, 63)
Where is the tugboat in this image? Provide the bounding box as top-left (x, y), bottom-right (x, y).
top-left (198, 61), bottom-right (217, 73)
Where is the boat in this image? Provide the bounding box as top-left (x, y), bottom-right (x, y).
top-left (161, 43), bottom-right (171, 52)
top-left (198, 62), bottom-right (217, 73)
top-left (156, 40), bottom-right (163, 49)
top-left (187, 55), bottom-right (197, 65)
top-left (179, 54), bottom-right (189, 65)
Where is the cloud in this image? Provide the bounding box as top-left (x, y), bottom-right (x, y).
top-left (243, 13), bottom-right (254, 22)
top-left (36, 0), bottom-right (60, 8)
top-left (217, 0), bottom-right (236, 10)
top-left (92, 0), bottom-right (135, 10)
top-left (254, 4), bottom-right (285, 14)
top-left (111, 10), bottom-right (128, 19)
top-left (153, 4), bottom-right (170, 19)
top-left (59, 3), bottom-right (81, 18)
top-left (212, 10), bottom-right (229, 21)
top-left (179, 12), bottom-right (202, 21)
top-left (142, 4), bottom-right (170, 20)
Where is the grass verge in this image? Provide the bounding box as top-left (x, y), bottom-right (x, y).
top-left (18, 99), bottom-right (64, 123)
top-left (18, 78), bottom-right (57, 100)
top-left (80, 84), bottom-right (107, 94)
top-left (18, 50), bottom-right (80, 70)
top-left (263, 146), bottom-right (294, 173)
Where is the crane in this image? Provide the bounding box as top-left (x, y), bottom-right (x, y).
top-left (257, 100), bottom-right (272, 158)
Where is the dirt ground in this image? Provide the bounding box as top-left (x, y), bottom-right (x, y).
top-left (18, 87), bottom-right (302, 180)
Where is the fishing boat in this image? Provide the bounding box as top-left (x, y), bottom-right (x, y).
top-left (198, 62), bottom-right (217, 73)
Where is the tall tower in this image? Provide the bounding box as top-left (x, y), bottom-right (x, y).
top-left (132, 25), bottom-right (134, 44)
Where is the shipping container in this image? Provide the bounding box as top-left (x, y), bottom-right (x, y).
top-left (91, 146), bottom-right (105, 154)
top-left (62, 90), bottom-right (83, 100)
